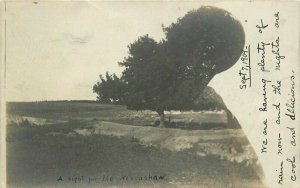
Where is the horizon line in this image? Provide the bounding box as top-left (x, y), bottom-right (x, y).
top-left (6, 99), bottom-right (98, 103)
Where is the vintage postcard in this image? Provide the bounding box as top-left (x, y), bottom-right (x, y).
top-left (0, 1), bottom-right (299, 188)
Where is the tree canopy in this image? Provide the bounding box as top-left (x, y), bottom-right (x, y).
top-left (93, 72), bottom-right (127, 104)
top-left (164, 6), bottom-right (245, 74)
top-left (93, 6), bottom-right (245, 127)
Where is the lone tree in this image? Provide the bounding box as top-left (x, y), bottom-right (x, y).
top-left (119, 35), bottom-right (176, 127)
top-left (94, 6), bottom-right (245, 127)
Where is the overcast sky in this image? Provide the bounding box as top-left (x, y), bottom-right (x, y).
top-left (5, 1), bottom-right (298, 105)
top-left (5, 1), bottom-right (253, 102)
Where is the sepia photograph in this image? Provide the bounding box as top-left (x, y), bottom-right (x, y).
top-left (1, 1), bottom-right (299, 188)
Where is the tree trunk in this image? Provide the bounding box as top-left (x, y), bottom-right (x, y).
top-left (157, 111), bottom-right (165, 128)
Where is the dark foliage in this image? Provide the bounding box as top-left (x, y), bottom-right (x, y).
top-left (94, 6), bottom-right (245, 126)
top-left (93, 72), bottom-right (127, 104)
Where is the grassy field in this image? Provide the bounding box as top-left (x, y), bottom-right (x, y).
top-left (7, 101), bottom-right (227, 128)
top-left (6, 101), bottom-right (265, 188)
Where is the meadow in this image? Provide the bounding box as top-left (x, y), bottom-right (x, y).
top-left (6, 101), bottom-right (265, 188)
top-left (7, 101), bottom-right (227, 128)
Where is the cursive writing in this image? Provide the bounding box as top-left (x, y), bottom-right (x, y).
top-left (285, 71), bottom-right (295, 120)
top-left (272, 81), bottom-right (281, 95)
top-left (286, 127), bottom-right (296, 146)
top-left (277, 133), bottom-right (283, 155)
top-left (259, 79), bottom-right (271, 111)
top-left (276, 161), bottom-right (284, 185)
top-left (257, 42), bottom-right (270, 72)
top-left (274, 12), bottom-right (279, 28)
top-left (273, 103), bottom-right (281, 125)
top-left (271, 37), bottom-right (285, 71)
top-left (239, 45), bottom-right (251, 89)
top-left (256, 19), bottom-right (269, 33)
top-left (261, 119), bottom-right (268, 153)
top-left (286, 156), bottom-right (296, 181)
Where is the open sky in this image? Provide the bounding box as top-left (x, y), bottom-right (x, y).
top-left (5, 1), bottom-right (252, 102)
